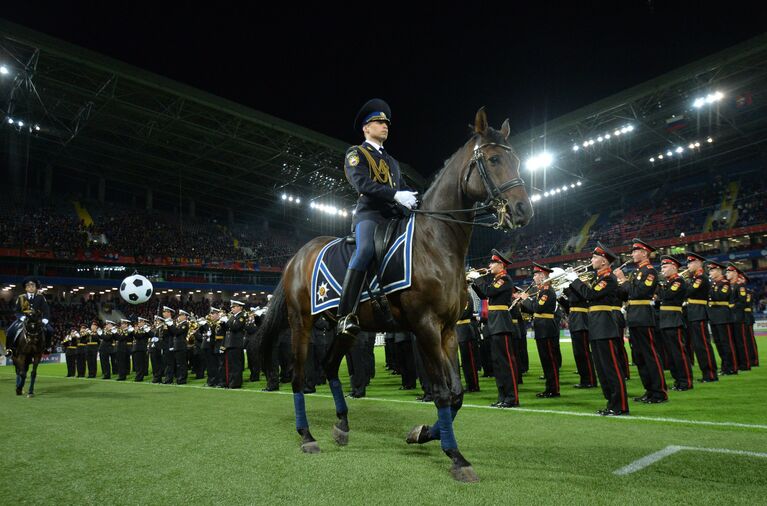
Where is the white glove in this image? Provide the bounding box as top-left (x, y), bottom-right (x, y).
top-left (206, 330), bottom-right (211, 337)
top-left (565, 271), bottom-right (579, 282)
top-left (150, 337), bottom-right (159, 343)
top-left (165, 318), bottom-right (174, 326)
top-left (143, 325), bottom-right (151, 332)
top-left (219, 316), bottom-right (229, 323)
top-left (20, 316), bottom-right (26, 321)
top-left (555, 290), bottom-right (563, 299)
top-left (466, 270), bottom-right (482, 281)
top-left (128, 326), bottom-right (135, 332)
top-left (42, 318), bottom-right (49, 325)
top-left (111, 328), bottom-right (118, 334)
top-left (394, 191), bottom-right (418, 209)
top-left (74, 332), bottom-right (80, 338)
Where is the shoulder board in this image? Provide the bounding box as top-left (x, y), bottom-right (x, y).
top-left (670, 281), bottom-right (681, 291)
top-left (594, 280), bottom-right (607, 291)
top-left (721, 285), bottom-right (729, 293)
top-left (739, 287), bottom-right (746, 296)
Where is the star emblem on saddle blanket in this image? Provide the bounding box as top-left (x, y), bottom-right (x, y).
top-left (317, 282), bottom-right (329, 302)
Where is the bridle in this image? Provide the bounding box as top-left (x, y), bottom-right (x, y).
top-left (412, 140), bottom-right (526, 229)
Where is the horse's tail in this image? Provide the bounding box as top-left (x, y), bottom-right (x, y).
top-left (257, 276), bottom-right (289, 368)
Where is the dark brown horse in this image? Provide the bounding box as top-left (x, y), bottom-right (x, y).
top-left (13, 309), bottom-right (45, 397)
top-left (258, 108), bottom-right (532, 482)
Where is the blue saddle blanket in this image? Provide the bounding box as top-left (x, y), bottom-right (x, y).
top-left (310, 215), bottom-right (415, 315)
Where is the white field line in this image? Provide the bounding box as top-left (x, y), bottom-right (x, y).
top-left (614, 445), bottom-right (767, 475)
top-left (5, 372), bottom-right (767, 431)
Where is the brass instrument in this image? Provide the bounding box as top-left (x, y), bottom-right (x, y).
top-left (466, 267), bottom-right (490, 276)
top-left (678, 267), bottom-right (692, 280)
top-left (186, 316), bottom-right (199, 345)
top-left (541, 263), bottom-right (593, 291)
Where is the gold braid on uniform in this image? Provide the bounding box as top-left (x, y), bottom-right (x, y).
top-left (358, 145), bottom-right (392, 186)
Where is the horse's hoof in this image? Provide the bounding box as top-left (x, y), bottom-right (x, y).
top-left (406, 425), bottom-right (432, 445)
top-left (332, 425), bottom-right (349, 446)
top-left (27, 393), bottom-right (34, 398)
top-left (301, 441), bottom-right (321, 454)
top-left (450, 464), bottom-right (479, 483)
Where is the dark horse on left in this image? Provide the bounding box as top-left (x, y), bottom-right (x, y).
top-left (258, 108), bottom-right (532, 482)
top-left (12, 309), bottom-right (46, 397)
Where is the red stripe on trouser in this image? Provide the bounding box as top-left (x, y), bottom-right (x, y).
top-left (546, 339), bottom-right (559, 392)
top-left (608, 340), bottom-right (628, 411)
top-left (741, 324), bottom-right (751, 366)
top-left (726, 325), bottom-right (738, 370)
top-left (467, 343), bottom-right (479, 387)
top-left (583, 331), bottom-right (595, 385)
top-left (504, 335), bottom-right (518, 401)
top-left (647, 328), bottom-right (667, 393)
top-left (700, 322), bottom-right (716, 380)
top-left (677, 328), bottom-right (691, 386)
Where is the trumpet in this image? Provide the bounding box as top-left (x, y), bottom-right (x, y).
top-left (466, 267), bottom-right (490, 276)
top-left (678, 267), bottom-right (692, 279)
top-left (541, 263), bottom-right (593, 290)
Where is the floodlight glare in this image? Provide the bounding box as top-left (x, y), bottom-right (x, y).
top-left (281, 194), bottom-right (287, 200)
top-left (0, 65), bottom-right (9, 75)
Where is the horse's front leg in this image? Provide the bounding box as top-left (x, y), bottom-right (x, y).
top-left (28, 358), bottom-right (39, 397)
top-left (15, 361), bottom-right (26, 396)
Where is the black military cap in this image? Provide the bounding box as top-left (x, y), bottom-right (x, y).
top-left (22, 277), bottom-right (42, 289)
top-left (660, 255), bottom-right (682, 268)
top-left (630, 238), bottom-right (656, 253)
top-left (354, 98), bottom-right (392, 132)
top-left (593, 242), bottom-right (618, 263)
top-left (532, 262), bottom-right (553, 274)
top-left (490, 248), bottom-right (512, 266)
top-left (726, 262), bottom-right (742, 275)
top-left (685, 251), bottom-right (706, 263)
top-left (706, 259), bottom-right (725, 270)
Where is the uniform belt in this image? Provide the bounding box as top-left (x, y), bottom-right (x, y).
top-left (709, 301), bottom-right (730, 307)
top-left (456, 319), bottom-right (471, 325)
top-left (589, 305), bottom-right (615, 312)
top-left (77, 344), bottom-right (86, 347)
top-left (687, 299), bottom-right (708, 305)
top-left (660, 306), bottom-right (683, 312)
top-left (728, 304), bottom-right (735, 309)
top-left (215, 336), bottom-right (225, 340)
top-left (745, 308), bottom-right (752, 312)
top-left (628, 300), bottom-right (653, 306)
top-left (511, 319), bottom-right (519, 324)
top-left (570, 307), bottom-right (588, 313)
top-left (533, 313), bottom-right (555, 319)
top-left (488, 305), bottom-right (509, 311)
top-left (67, 346), bottom-right (77, 349)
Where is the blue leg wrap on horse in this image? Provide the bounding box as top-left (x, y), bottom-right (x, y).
top-left (437, 406), bottom-right (458, 450)
top-left (329, 379), bottom-right (348, 414)
top-left (428, 407), bottom-right (459, 440)
top-left (293, 392), bottom-right (309, 430)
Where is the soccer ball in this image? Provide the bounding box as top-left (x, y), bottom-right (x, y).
top-left (119, 274), bottom-right (153, 305)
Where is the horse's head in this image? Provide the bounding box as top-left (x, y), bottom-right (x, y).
top-left (461, 108), bottom-right (533, 230)
top-left (22, 309), bottom-right (44, 341)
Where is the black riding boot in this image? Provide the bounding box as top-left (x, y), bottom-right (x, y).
top-left (335, 269), bottom-right (366, 339)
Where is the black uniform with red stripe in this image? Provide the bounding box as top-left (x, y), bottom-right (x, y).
top-left (455, 296), bottom-right (480, 392)
top-left (618, 260), bottom-right (667, 401)
top-left (709, 278), bottom-right (737, 374)
top-left (569, 268), bottom-right (629, 414)
top-left (521, 284), bottom-right (560, 395)
top-left (471, 272), bottom-right (519, 406)
top-left (685, 268), bottom-right (718, 381)
top-left (562, 285), bottom-right (596, 387)
top-left (658, 275), bottom-right (693, 389)
top-left (730, 281), bottom-right (752, 371)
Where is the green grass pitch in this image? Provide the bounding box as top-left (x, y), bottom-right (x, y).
top-left (2, 338), bottom-right (765, 505)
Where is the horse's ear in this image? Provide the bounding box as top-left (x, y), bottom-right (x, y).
top-left (474, 107), bottom-right (488, 135)
top-left (501, 118), bottom-right (511, 140)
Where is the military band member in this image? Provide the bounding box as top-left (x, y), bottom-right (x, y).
top-left (202, 308), bottom-right (219, 386)
top-left (161, 306), bottom-right (178, 384)
top-left (63, 328), bottom-right (78, 377)
top-left (744, 280), bottom-right (759, 367)
top-left (727, 264), bottom-right (752, 371)
top-left (76, 321), bottom-right (87, 378)
top-left (614, 238), bottom-right (668, 403)
top-left (567, 243), bottom-right (628, 416)
top-left (212, 308), bottom-right (228, 388)
top-left (149, 316), bottom-right (166, 383)
top-left (684, 252), bottom-right (718, 382)
top-left (707, 261), bottom-right (738, 375)
top-left (99, 320), bottom-right (114, 379)
top-left (244, 307), bottom-right (262, 382)
top-left (517, 262), bottom-right (561, 398)
top-left (84, 324), bottom-right (99, 378)
top-left (5, 277), bottom-right (53, 356)
top-left (510, 285), bottom-right (527, 382)
top-left (192, 316), bottom-right (206, 380)
top-left (658, 256), bottom-right (693, 391)
top-left (132, 317), bottom-right (150, 382)
top-left (115, 319), bottom-right (133, 381)
top-left (171, 310), bottom-right (190, 384)
top-left (561, 281), bottom-right (596, 388)
top-left (469, 249), bottom-right (519, 408)
top-left (456, 288), bottom-right (480, 392)
top-left (220, 301), bottom-right (246, 388)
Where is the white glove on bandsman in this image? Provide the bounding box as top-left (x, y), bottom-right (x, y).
top-left (466, 270), bottom-right (482, 281)
top-left (565, 271), bottom-right (579, 282)
top-left (219, 316), bottom-right (229, 323)
top-left (42, 318), bottom-right (49, 325)
top-left (128, 326), bottom-right (135, 333)
top-left (165, 318), bottom-right (174, 326)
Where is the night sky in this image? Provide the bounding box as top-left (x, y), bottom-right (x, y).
top-left (4, 2), bottom-right (764, 176)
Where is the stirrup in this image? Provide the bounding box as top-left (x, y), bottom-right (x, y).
top-left (336, 314), bottom-right (360, 339)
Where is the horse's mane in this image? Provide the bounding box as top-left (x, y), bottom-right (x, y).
top-left (422, 128), bottom-right (511, 201)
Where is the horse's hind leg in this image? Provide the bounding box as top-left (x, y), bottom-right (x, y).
top-left (322, 336), bottom-right (353, 446)
top-left (28, 360), bottom-right (39, 397)
top-left (290, 312), bottom-right (320, 453)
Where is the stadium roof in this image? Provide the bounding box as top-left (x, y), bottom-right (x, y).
top-left (509, 32), bottom-right (767, 208)
top-left (0, 20), bottom-right (425, 220)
